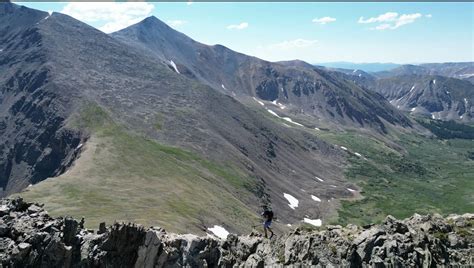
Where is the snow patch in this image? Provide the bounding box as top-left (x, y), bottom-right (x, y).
top-left (354, 152), bottom-right (362, 157)
top-left (303, 218), bottom-right (322, 227)
top-left (358, 74), bottom-right (362, 77)
top-left (431, 113), bottom-right (436, 119)
top-left (433, 79), bottom-right (436, 85)
top-left (271, 100), bottom-right (278, 105)
top-left (267, 109), bottom-right (281, 118)
top-left (207, 225), bottom-right (229, 240)
top-left (411, 107), bottom-right (416, 112)
top-left (458, 73), bottom-right (474, 78)
top-left (169, 60), bottom-right (180, 74)
top-left (464, 98), bottom-right (469, 107)
top-left (311, 195), bottom-right (321, 202)
top-left (347, 188), bottom-right (356, 192)
top-left (330, 185), bottom-right (337, 188)
top-left (277, 103), bottom-right (286, 109)
top-left (410, 86), bottom-right (415, 92)
top-left (340, 146), bottom-right (348, 151)
top-left (315, 177), bottom-right (324, 182)
top-left (76, 143), bottom-right (83, 150)
top-left (283, 193), bottom-right (299, 210)
top-left (314, 127), bottom-right (320, 131)
top-left (253, 97), bottom-right (264, 106)
top-left (221, 84), bottom-right (227, 90)
top-left (282, 117), bottom-right (304, 127)
top-left (460, 115), bottom-right (464, 119)
top-left (287, 224), bottom-right (292, 227)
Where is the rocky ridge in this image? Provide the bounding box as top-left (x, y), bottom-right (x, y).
top-left (0, 198), bottom-right (472, 267)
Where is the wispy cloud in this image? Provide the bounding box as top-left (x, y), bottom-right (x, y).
top-left (227, 22), bottom-right (249, 30)
top-left (269, 38), bottom-right (318, 50)
top-left (312, 17), bottom-right (336, 25)
top-left (425, 14), bottom-right (432, 18)
top-left (167, 20), bottom-right (187, 28)
top-left (358, 12), bottom-right (423, 30)
top-left (61, 2), bottom-right (154, 33)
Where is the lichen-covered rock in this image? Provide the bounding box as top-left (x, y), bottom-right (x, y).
top-left (0, 197), bottom-right (472, 267)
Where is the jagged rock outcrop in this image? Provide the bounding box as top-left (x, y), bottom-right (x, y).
top-left (0, 197), bottom-right (472, 267)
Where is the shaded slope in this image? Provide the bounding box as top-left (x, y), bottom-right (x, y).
top-left (0, 4), bottom-right (84, 195)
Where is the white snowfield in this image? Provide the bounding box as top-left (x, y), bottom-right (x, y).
top-left (311, 195), bottom-right (321, 202)
top-left (169, 60), bottom-right (180, 74)
top-left (303, 218), bottom-right (322, 227)
top-left (253, 97), bottom-right (264, 106)
top-left (283, 193), bottom-right (299, 210)
top-left (207, 225), bottom-right (229, 240)
top-left (282, 117), bottom-right (304, 127)
top-left (267, 109), bottom-right (281, 118)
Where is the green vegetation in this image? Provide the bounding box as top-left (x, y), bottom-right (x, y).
top-left (317, 129), bottom-right (474, 226)
top-left (22, 104), bottom-right (259, 233)
top-left (417, 119), bottom-right (474, 139)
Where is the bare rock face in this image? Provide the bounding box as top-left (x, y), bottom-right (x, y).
top-left (0, 197), bottom-right (472, 267)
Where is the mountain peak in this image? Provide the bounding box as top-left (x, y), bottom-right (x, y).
top-left (134, 15), bottom-right (172, 31)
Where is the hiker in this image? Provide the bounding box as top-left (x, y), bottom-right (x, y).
top-left (261, 208), bottom-right (274, 239)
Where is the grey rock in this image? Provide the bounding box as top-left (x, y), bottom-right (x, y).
top-left (0, 198), bottom-right (473, 267)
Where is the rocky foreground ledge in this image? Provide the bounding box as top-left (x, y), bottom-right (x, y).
top-left (0, 198), bottom-right (472, 267)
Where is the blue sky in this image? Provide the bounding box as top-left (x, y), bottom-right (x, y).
top-left (20, 2), bottom-right (474, 64)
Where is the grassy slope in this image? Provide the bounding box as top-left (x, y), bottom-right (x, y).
top-left (20, 104), bottom-right (259, 233)
top-left (317, 128), bottom-right (474, 226)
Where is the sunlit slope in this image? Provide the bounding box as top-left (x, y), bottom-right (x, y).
top-left (21, 105), bottom-right (260, 234)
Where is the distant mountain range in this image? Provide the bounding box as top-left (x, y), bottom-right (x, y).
top-left (316, 62), bottom-right (401, 72)
top-left (321, 62), bottom-right (474, 122)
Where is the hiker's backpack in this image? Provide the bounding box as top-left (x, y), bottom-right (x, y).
top-left (265, 210), bottom-right (274, 220)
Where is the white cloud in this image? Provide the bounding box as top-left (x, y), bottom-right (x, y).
top-left (269, 38), bottom-right (318, 50)
top-left (227, 22), bottom-right (249, 30)
top-left (167, 20), bottom-right (187, 28)
top-left (312, 16), bottom-right (336, 25)
top-left (61, 2), bottom-right (154, 33)
top-left (425, 14), bottom-right (432, 18)
top-left (358, 12), bottom-right (423, 30)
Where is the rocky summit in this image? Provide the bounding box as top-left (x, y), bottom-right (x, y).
top-left (0, 198), bottom-right (472, 267)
